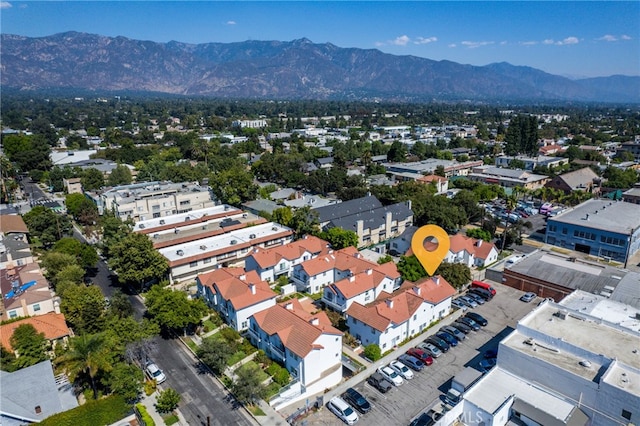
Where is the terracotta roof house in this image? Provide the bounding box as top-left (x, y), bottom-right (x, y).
top-left (0, 360), bottom-right (78, 424)
top-left (248, 299), bottom-right (343, 410)
top-left (1, 263), bottom-right (58, 321)
top-left (445, 234), bottom-right (499, 268)
top-left (545, 167), bottom-right (601, 195)
top-left (244, 235), bottom-right (331, 282)
top-left (292, 246), bottom-right (401, 294)
top-left (417, 174), bottom-right (449, 193)
top-left (0, 312), bottom-right (72, 354)
top-left (321, 263), bottom-right (401, 312)
top-left (345, 275), bottom-right (455, 351)
top-left (196, 268), bottom-right (277, 331)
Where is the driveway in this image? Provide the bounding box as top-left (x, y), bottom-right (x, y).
top-left (292, 282), bottom-right (537, 426)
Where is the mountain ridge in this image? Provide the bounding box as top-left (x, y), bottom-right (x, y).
top-left (1, 31), bottom-right (638, 103)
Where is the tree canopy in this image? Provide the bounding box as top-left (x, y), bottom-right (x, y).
top-left (144, 286), bottom-right (208, 333)
top-left (108, 232), bottom-right (168, 287)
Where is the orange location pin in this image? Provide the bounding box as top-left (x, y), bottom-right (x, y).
top-left (411, 224), bottom-right (450, 276)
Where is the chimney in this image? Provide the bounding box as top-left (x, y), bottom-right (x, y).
top-left (413, 286), bottom-right (421, 296)
top-left (248, 283), bottom-right (256, 295)
top-left (476, 239), bottom-right (482, 247)
top-left (239, 274), bottom-right (246, 281)
top-left (386, 298), bottom-right (394, 309)
top-left (309, 317), bottom-right (320, 326)
top-left (434, 276), bottom-right (441, 285)
top-left (285, 302), bottom-right (294, 310)
top-left (349, 276), bottom-right (356, 282)
top-left (366, 269), bottom-right (372, 275)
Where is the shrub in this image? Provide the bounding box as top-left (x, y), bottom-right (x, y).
top-left (254, 350), bottom-right (272, 368)
top-left (155, 388), bottom-right (181, 414)
top-left (219, 327), bottom-right (241, 344)
top-left (144, 380), bottom-right (157, 396)
top-left (266, 363), bottom-right (290, 386)
top-left (135, 403), bottom-right (156, 426)
top-left (40, 395), bottom-right (131, 426)
top-left (363, 344), bottom-right (381, 361)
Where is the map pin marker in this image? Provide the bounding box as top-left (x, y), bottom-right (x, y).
top-left (411, 224), bottom-right (450, 276)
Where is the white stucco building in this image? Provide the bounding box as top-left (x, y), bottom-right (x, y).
top-left (248, 299), bottom-right (343, 410)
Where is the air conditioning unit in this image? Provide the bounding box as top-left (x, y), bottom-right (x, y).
top-left (249, 234), bottom-right (256, 239)
top-left (139, 224), bottom-right (145, 229)
top-left (153, 234), bottom-right (159, 239)
top-left (242, 213), bottom-right (248, 218)
top-left (272, 226), bottom-right (278, 231)
top-left (230, 240), bottom-right (237, 245)
top-left (159, 220), bottom-right (165, 225)
top-left (177, 249), bottom-right (184, 256)
top-left (200, 245), bottom-right (207, 250)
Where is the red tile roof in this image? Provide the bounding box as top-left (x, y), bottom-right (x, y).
top-left (0, 312), bottom-right (71, 352)
top-left (251, 299), bottom-right (342, 358)
top-left (331, 269), bottom-right (388, 299)
top-left (449, 233), bottom-right (497, 261)
top-left (299, 246), bottom-right (383, 277)
top-left (249, 235), bottom-right (331, 268)
top-left (197, 268), bottom-right (276, 310)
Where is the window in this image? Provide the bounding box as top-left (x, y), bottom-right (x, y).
top-left (622, 409), bottom-right (632, 421)
top-left (33, 304), bottom-right (41, 312)
top-left (413, 314), bottom-right (417, 320)
top-left (203, 257), bottom-right (212, 264)
top-left (179, 200), bottom-right (190, 206)
top-left (241, 321), bottom-right (247, 329)
top-left (190, 261), bottom-right (198, 268)
top-left (9, 310), bottom-right (17, 319)
top-left (562, 227), bottom-right (567, 235)
top-left (382, 343), bottom-right (387, 349)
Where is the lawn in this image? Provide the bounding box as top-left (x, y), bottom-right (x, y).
top-left (237, 361), bottom-right (269, 382)
top-left (40, 395), bottom-right (131, 426)
top-left (248, 405), bottom-right (266, 416)
top-left (227, 350), bottom-right (248, 366)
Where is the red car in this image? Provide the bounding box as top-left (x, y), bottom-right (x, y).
top-left (406, 348), bottom-right (434, 366)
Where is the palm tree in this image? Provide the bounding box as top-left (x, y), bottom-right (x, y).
top-left (58, 333), bottom-right (114, 399)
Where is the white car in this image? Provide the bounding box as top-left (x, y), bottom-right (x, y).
top-left (389, 360), bottom-right (414, 380)
top-left (327, 396), bottom-right (359, 425)
top-left (145, 362), bottom-right (167, 384)
top-left (377, 365), bottom-right (404, 386)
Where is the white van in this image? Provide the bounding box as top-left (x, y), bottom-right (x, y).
top-left (327, 396), bottom-right (359, 424)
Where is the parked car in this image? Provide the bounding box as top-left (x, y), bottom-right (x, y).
top-left (459, 295), bottom-right (478, 308)
top-left (343, 388), bottom-right (371, 414)
top-left (425, 335), bottom-right (450, 353)
top-left (479, 357), bottom-right (497, 373)
top-left (410, 412), bottom-right (438, 426)
top-left (377, 365), bottom-right (404, 386)
top-left (436, 331), bottom-right (459, 347)
top-left (484, 349), bottom-right (498, 359)
top-left (398, 354), bottom-right (425, 371)
top-left (451, 321), bottom-right (472, 334)
top-left (327, 396), bottom-right (359, 424)
top-left (457, 317), bottom-right (481, 331)
top-left (440, 325), bottom-right (465, 341)
top-left (406, 348), bottom-right (434, 366)
top-left (389, 360), bottom-right (414, 380)
top-left (465, 312), bottom-right (488, 327)
top-left (367, 372), bottom-right (393, 393)
top-left (520, 292), bottom-right (537, 303)
top-left (465, 292), bottom-right (485, 305)
top-left (469, 288), bottom-right (493, 301)
top-left (417, 342), bottom-right (443, 358)
top-left (451, 298), bottom-right (469, 311)
top-left (145, 361), bottom-right (167, 384)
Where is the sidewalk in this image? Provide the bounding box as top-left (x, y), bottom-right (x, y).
top-left (137, 392), bottom-right (189, 426)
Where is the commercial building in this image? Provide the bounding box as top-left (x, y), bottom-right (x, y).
top-left (444, 296), bottom-right (639, 426)
top-left (159, 222), bottom-right (293, 284)
top-left (545, 199), bottom-right (640, 265)
top-left (467, 166), bottom-right (549, 190)
top-left (495, 154), bottom-right (569, 170)
top-left (384, 159), bottom-right (483, 179)
top-left (622, 186), bottom-right (640, 205)
top-left (544, 167), bottom-right (601, 194)
top-left (93, 181), bottom-right (215, 220)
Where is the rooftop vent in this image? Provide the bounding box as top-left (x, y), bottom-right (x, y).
top-left (249, 234), bottom-right (256, 239)
top-left (243, 213), bottom-right (248, 218)
top-left (579, 360), bottom-right (592, 368)
top-left (230, 239), bottom-right (237, 245)
top-left (160, 220), bottom-right (165, 225)
top-left (153, 234), bottom-right (159, 239)
top-left (177, 249), bottom-right (184, 256)
top-left (139, 224), bottom-right (145, 229)
top-left (272, 226), bottom-right (278, 231)
top-left (185, 216), bottom-right (191, 221)
top-left (200, 245), bottom-right (207, 250)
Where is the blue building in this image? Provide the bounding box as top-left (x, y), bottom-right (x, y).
top-left (545, 199), bottom-right (640, 266)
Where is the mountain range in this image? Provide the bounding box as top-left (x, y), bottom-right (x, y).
top-left (1, 32), bottom-right (638, 103)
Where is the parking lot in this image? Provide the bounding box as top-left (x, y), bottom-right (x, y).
top-left (298, 282), bottom-right (538, 426)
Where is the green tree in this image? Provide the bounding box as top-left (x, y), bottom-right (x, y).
top-left (105, 362), bottom-right (144, 403)
top-left (155, 388), bottom-right (181, 413)
top-left (209, 166), bottom-right (258, 206)
top-left (387, 140), bottom-right (407, 162)
top-left (363, 344), bottom-right (382, 361)
top-left (377, 254), bottom-right (393, 265)
top-left (108, 232), bottom-right (168, 288)
top-left (55, 265), bottom-right (86, 290)
top-left (40, 252), bottom-right (79, 286)
top-left (144, 286), bottom-right (208, 333)
top-left (319, 227), bottom-right (359, 249)
top-left (397, 255), bottom-right (427, 281)
top-left (53, 237), bottom-right (98, 269)
top-left (60, 284), bottom-right (107, 333)
top-left (196, 337), bottom-right (235, 375)
top-left (466, 228), bottom-right (492, 242)
top-left (107, 164), bottom-right (133, 186)
top-left (58, 333), bottom-right (114, 399)
top-left (288, 206), bottom-right (320, 238)
top-left (0, 346), bottom-right (17, 372)
top-left (81, 168), bottom-right (105, 191)
top-left (23, 206), bottom-right (72, 247)
top-left (9, 324), bottom-right (48, 369)
top-left (434, 262), bottom-right (471, 289)
top-left (231, 363), bottom-right (268, 404)
top-left (270, 206), bottom-right (293, 227)
top-left (65, 193), bottom-right (99, 226)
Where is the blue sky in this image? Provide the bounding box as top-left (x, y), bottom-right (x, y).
top-left (1, 1), bottom-right (638, 78)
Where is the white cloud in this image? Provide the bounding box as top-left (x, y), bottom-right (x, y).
top-left (448, 43), bottom-right (457, 48)
top-left (392, 35), bottom-right (410, 46)
top-left (542, 39), bottom-right (555, 45)
top-left (621, 34), bottom-right (632, 40)
top-left (226, 20), bottom-right (236, 25)
top-left (0, 2), bottom-right (12, 9)
top-left (598, 34), bottom-right (617, 42)
top-left (500, 41), bottom-right (507, 45)
top-left (414, 36), bottom-right (437, 45)
top-left (520, 41), bottom-right (538, 46)
top-left (557, 36), bottom-right (579, 45)
top-left (461, 40), bottom-right (494, 49)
